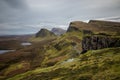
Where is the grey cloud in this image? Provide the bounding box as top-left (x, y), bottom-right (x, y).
top-left (0, 0), bottom-right (120, 35)
top-left (0, 23), bottom-right (39, 35)
top-left (4, 0), bottom-right (28, 9)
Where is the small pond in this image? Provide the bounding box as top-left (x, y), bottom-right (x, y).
top-left (0, 50), bottom-right (15, 54)
top-left (21, 42), bottom-right (31, 46)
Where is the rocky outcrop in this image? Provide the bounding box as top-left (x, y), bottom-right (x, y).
top-left (82, 35), bottom-right (120, 53)
top-left (51, 28), bottom-right (66, 35)
top-left (36, 28), bottom-right (56, 37)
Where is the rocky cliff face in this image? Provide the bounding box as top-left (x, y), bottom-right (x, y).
top-left (67, 20), bottom-right (120, 53)
top-left (82, 35), bottom-right (120, 53)
top-left (36, 28), bottom-right (55, 37)
top-left (51, 28), bottom-right (66, 35)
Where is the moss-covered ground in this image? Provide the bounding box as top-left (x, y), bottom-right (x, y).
top-left (7, 47), bottom-right (120, 80)
top-left (0, 31), bottom-right (120, 80)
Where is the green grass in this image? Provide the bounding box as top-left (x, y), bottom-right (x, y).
top-left (1, 30), bottom-right (120, 80)
top-left (4, 63), bottom-right (24, 75)
top-left (29, 36), bottom-right (57, 42)
top-left (7, 47), bottom-right (120, 80)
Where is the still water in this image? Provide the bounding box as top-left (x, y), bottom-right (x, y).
top-left (0, 50), bottom-right (15, 54)
top-left (0, 42), bottom-right (31, 54)
top-left (21, 42), bottom-right (31, 46)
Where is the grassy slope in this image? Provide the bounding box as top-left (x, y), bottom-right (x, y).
top-left (2, 30), bottom-right (119, 80)
top-left (7, 47), bottom-right (120, 80)
top-left (0, 31), bottom-right (83, 79)
top-left (0, 38), bottom-right (57, 79)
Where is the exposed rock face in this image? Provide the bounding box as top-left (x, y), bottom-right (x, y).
top-left (36, 28), bottom-right (55, 37)
top-left (51, 28), bottom-right (66, 35)
top-left (66, 20), bottom-right (120, 53)
top-left (82, 35), bottom-right (120, 53)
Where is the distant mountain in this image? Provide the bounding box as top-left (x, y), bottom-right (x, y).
top-left (51, 28), bottom-right (66, 35)
top-left (36, 28), bottom-right (56, 37)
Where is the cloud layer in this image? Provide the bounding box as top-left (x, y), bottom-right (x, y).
top-left (0, 0), bottom-right (120, 35)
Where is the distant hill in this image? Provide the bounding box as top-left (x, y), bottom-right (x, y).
top-left (51, 28), bottom-right (66, 35)
top-left (36, 28), bottom-right (56, 37)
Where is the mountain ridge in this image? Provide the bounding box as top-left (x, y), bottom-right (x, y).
top-left (67, 20), bottom-right (120, 35)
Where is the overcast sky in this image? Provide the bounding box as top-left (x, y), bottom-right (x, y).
top-left (0, 0), bottom-right (120, 35)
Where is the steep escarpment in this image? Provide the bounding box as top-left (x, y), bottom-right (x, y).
top-left (82, 35), bottom-right (120, 53)
top-left (67, 20), bottom-right (120, 35)
top-left (36, 28), bottom-right (56, 37)
top-left (67, 20), bottom-right (120, 53)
